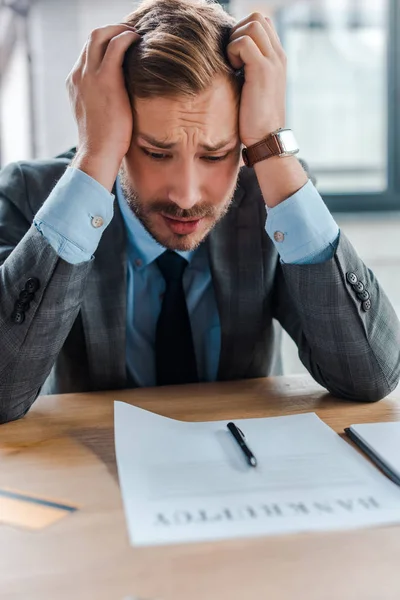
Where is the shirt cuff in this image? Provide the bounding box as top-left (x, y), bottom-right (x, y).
top-left (34, 167), bottom-right (114, 264)
top-left (265, 179), bottom-right (340, 264)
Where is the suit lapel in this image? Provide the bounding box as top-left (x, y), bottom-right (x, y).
top-left (80, 199), bottom-right (129, 390)
top-left (209, 169), bottom-right (266, 381)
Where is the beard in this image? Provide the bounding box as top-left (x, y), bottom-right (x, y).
top-left (119, 166), bottom-right (239, 251)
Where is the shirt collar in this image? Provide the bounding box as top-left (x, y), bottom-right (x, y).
top-left (116, 176), bottom-right (194, 269)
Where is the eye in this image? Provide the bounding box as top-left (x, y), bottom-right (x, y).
top-left (141, 148), bottom-right (170, 160)
top-left (140, 148), bottom-right (230, 162)
top-left (203, 155), bottom-right (229, 162)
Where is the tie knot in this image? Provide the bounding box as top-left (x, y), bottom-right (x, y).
top-left (156, 250), bottom-right (188, 282)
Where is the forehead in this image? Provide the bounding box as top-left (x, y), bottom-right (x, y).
top-left (133, 76), bottom-right (239, 141)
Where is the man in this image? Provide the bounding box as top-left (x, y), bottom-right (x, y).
top-left (0, 0), bottom-right (399, 424)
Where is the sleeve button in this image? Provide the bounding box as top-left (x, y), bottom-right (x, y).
top-left (353, 280), bottom-right (364, 293)
top-left (25, 277), bottom-right (40, 293)
top-left (346, 272), bottom-right (358, 285)
top-left (11, 310), bottom-right (25, 324)
top-left (15, 300), bottom-right (29, 311)
top-left (362, 299), bottom-right (372, 311)
top-left (357, 289), bottom-right (370, 301)
top-left (19, 290), bottom-right (34, 303)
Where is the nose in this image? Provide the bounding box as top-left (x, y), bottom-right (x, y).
top-left (167, 160), bottom-right (202, 210)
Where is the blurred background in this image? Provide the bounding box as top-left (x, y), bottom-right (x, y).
top-left (0, 0), bottom-right (399, 376)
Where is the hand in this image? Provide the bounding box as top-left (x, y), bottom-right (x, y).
top-left (227, 13), bottom-right (286, 148)
top-left (66, 25), bottom-right (140, 190)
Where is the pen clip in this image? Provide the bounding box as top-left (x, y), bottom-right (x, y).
top-left (237, 426), bottom-right (245, 439)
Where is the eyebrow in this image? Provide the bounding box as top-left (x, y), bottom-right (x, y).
top-left (137, 133), bottom-right (237, 152)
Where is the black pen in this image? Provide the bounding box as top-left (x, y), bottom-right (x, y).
top-left (227, 422), bottom-right (258, 467)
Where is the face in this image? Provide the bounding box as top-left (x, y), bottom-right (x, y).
top-left (120, 75), bottom-right (242, 251)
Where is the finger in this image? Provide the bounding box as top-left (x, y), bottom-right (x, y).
top-left (263, 16), bottom-right (286, 60)
top-left (86, 24), bottom-right (139, 70)
top-left (68, 41), bottom-right (88, 77)
top-left (101, 30), bottom-right (140, 71)
top-left (230, 20), bottom-right (274, 59)
top-left (231, 12), bottom-right (283, 58)
top-left (231, 12), bottom-right (268, 35)
top-left (66, 44), bottom-right (87, 88)
top-left (227, 35), bottom-right (264, 70)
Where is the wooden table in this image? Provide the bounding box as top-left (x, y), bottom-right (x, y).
top-left (1, 375), bottom-right (400, 600)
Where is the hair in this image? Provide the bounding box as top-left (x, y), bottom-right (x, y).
top-left (122, 0), bottom-right (243, 103)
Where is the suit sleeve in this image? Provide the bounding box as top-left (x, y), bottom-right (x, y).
top-left (272, 231), bottom-right (400, 401)
top-left (0, 162), bottom-right (94, 423)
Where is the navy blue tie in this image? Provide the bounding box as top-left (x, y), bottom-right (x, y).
top-left (155, 250), bottom-right (198, 385)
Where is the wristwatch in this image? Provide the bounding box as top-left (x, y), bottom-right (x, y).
top-left (242, 128), bottom-right (299, 168)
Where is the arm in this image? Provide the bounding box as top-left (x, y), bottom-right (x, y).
top-left (272, 229), bottom-right (400, 401)
top-left (260, 173), bottom-right (400, 400)
top-left (0, 24), bottom-right (140, 423)
top-left (257, 149), bottom-right (400, 401)
top-left (0, 162), bottom-right (93, 423)
top-left (228, 14), bottom-right (400, 400)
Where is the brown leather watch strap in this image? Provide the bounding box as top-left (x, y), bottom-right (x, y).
top-left (242, 133), bottom-right (283, 168)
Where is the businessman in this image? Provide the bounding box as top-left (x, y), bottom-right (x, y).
top-left (0, 0), bottom-right (399, 424)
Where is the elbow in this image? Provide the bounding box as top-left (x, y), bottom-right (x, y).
top-left (354, 385), bottom-right (394, 403)
top-left (0, 406), bottom-right (29, 425)
top-left (368, 353), bottom-right (400, 402)
top-left (0, 388), bottom-right (40, 425)
top-left (326, 374), bottom-right (399, 403)
top-left (351, 351), bottom-right (400, 402)
top-left (384, 358), bottom-right (400, 400)
top-left (311, 348), bottom-right (400, 402)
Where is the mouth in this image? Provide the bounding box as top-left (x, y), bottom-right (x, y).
top-left (161, 214), bottom-right (203, 235)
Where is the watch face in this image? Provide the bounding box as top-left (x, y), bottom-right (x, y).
top-left (277, 129), bottom-right (299, 155)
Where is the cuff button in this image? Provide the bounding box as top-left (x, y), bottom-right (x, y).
top-left (273, 231), bottom-right (285, 243)
top-left (91, 216), bottom-right (104, 228)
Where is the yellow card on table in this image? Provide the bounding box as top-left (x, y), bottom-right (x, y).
top-left (0, 488), bottom-right (77, 530)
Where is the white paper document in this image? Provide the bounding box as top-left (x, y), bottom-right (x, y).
top-left (114, 402), bottom-right (400, 546)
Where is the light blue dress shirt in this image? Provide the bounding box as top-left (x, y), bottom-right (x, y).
top-left (34, 167), bottom-right (339, 386)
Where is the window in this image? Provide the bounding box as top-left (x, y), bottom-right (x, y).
top-left (277, 0), bottom-right (399, 211)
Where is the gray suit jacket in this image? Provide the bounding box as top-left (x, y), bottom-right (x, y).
top-left (0, 148), bottom-right (399, 423)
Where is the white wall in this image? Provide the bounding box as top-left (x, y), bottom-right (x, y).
top-left (78, 0), bottom-right (138, 43)
top-left (27, 0), bottom-right (140, 159)
top-left (29, 0), bottom-right (81, 158)
top-left (0, 31), bottom-right (31, 164)
top-left (230, 0), bottom-right (297, 19)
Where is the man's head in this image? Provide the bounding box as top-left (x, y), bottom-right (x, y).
top-left (120, 0), bottom-right (243, 251)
